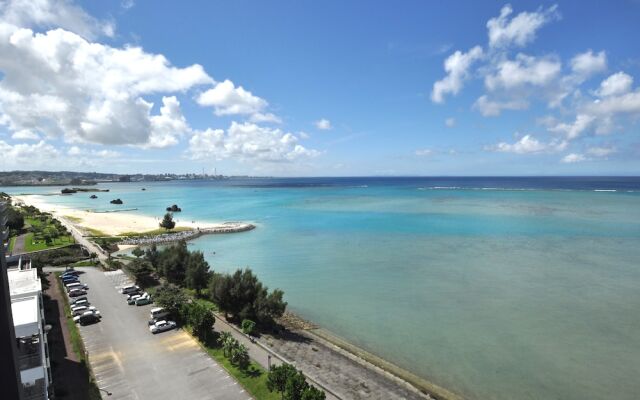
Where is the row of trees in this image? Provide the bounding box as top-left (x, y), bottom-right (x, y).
top-left (217, 332), bottom-right (250, 369)
top-left (133, 241), bottom-right (287, 329)
top-left (267, 363), bottom-right (326, 400)
top-left (152, 283), bottom-right (215, 341)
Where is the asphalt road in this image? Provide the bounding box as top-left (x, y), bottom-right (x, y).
top-left (72, 267), bottom-right (250, 400)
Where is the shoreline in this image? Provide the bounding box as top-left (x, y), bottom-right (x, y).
top-left (11, 193), bottom-right (462, 400)
top-left (12, 194), bottom-right (252, 237)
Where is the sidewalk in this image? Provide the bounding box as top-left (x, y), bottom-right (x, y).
top-left (213, 314), bottom-right (343, 400)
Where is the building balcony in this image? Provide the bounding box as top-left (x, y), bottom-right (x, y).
top-left (17, 335), bottom-right (43, 370)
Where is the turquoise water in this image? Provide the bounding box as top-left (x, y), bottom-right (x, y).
top-left (4, 178), bottom-right (640, 400)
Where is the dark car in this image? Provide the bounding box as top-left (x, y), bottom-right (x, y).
top-left (68, 289), bottom-right (87, 297)
top-left (78, 313), bottom-right (101, 326)
top-left (61, 271), bottom-right (79, 278)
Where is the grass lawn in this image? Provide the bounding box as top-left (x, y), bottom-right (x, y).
top-left (71, 260), bottom-right (100, 267)
top-left (187, 329), bottom-right (279, 400)
top-left (8, 236), bottom-right (16, 252)
top-left (23, 232), bottom-right (75, 252)
top-left (54, 272), bottom-right (102, 400)
top-left (64, 215), bottom-right (83, 223)
top-left (84, 227), bottom-right (108, 237)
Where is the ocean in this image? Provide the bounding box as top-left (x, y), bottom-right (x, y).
top-left (4, 177), bottom-right (640, 400)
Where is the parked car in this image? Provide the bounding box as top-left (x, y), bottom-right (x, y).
top-left (62, 270), bottom-right (79, 277)
top-left (71, 299), bottom-right (90, 308)
top-left (70, 296), bottom-right (88, 305)
top-left (62, 276), bottom-right (79, 284)
top-left (72, 306), bottom-right (98, 317)
top-left (126, 292), bottom-right (143, 301)
top-left (78, 313), bottom-right (101, 326)
top-left (68, 289), bottom-right (87, 297)
top-left (73, 310), bottom-right (101, 323)
top-left (135, 296), bottom-right (152, 306)
top-left (150, 307), bottom-right (169, 320)
top-left (120, 285), bottom-right (140, 295)
top-left (127, 294), bottom-right (143, 305)
top-left (65, 282), bottom-right (89, 292)
top-left (149, 320), bottom-right (176, 334)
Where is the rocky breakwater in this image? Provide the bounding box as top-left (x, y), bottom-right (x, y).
top-left (119, 222), bottom-right (255, 246)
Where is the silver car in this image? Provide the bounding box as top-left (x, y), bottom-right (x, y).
top-left (149, 320), bottom-right (177, 334)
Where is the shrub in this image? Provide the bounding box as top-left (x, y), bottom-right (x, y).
top-left (241, 319), bottom-right (256, 335)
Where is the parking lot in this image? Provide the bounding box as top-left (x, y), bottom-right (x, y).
top-left (71, 268), bottom-right (250, 400)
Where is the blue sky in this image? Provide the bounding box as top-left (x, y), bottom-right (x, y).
top-left (0, 0), bottom-right (639, 175)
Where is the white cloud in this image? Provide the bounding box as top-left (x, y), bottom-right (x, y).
top-left (488, 134), bottom-right (567, 154)
top-left (570, 50), bottom-right (607, 79)
top-left (146, 96), bottom-right (190, 148)
top-left (487, 4), bottom-right (559, 48)
top-left (415, 149), bottom-right (433, 156)
top-left (0, 139), bottom-right (60, 165)
top-left (250, 112), bottom-right (282, 124)
top-left (314, 118), bottom-right (332, 130)
top-left (548, 114), bottom-right (595, 140)
top-left (490, 134), bottom-right (547, 154)
top-left (0, 25), bottom-right (212, 146)
top-left (596, 72), bottom-right (633, 97)
top-left (485, 53), bottom-right (561, 91)
top-left (586, 90), bottom-right (640, 116)
top-left (586, 146), bottom-right (615, 157)
top-left (431, 46), bottom-right (483, 103)
top-left (11, 128), bottom-right (39, 140)
top-left (67, 145), bottom-right (120, 158)
top-left (0, 0), bottom-right (115, 40)
top-left (561, 153), bottom-right (586, 163)
top-left (445, 117), bottom-right (456, 127)
top-left (188, 122), bottom-right (320, 163)
top-left (473, 95), bottom-right (528, 116)
top-left (67, 145), bottom-right (81, 155)
top-left (121, 0), bottom-right (135, 10)
top-left (196, 79), bottom-right (268, 117)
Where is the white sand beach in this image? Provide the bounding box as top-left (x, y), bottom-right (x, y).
top-left (13, 195), bottom-right (222, 236)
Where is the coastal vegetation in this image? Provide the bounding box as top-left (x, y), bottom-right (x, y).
top-left (159, 212), bottom-right (176, 230)
top-left (5, 203), bottom-right (75, 252)
top-left (267, 363), bottom-right (326, 400)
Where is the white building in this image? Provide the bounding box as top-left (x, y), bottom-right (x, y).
top-left (8, 258), bottom-right (51, 400)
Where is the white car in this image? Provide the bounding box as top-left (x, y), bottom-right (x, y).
top-left (73, 310), bottom-right (101, 323)
top-left (120, 285), bottom-right (141, 294)
top-left (71, 305), bottom-right (98, 316)
top-left (71, 299), bottom-right (90, 308)
top-left (149, 320), bottom-right (176, 334)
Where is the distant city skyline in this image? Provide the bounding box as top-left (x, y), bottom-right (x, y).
top-left (0, 0), bottom-right (639, 176)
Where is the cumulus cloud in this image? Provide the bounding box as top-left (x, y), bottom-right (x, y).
top-left (561, 153), bottom-right (586, 163)
top-left (473, 95), bottom-right (528, 116)
top-left (146, 96), bottom-right (190, 148)
top-left (487, 4), bottom-right (559, 48)
top-left (431, 46), bottom-right (483, 103)
top-left (485, 54), bottom-right (561, 91)
top-left (314, 118), bottom-right (332, 130)
top-left (548, 114), bottom-right (595, 140)
top-left (0, 25), bottom-right (212, 147)
top-left (0, 0), bottom-right (115, 40)
top-left (188, 122), bottom-right (319, 163)
top-left (0, 139), bottom-right (60, 165)
top-left (250, 112), bottom-right (282, 124)
top-left (11, 128), bottom-right (39, 140)
top-left (488, 134), bottom-right (567, 154)
top-left (595, 72), bottom-right (634, 98)
top-left (587, 146), bottom-right (615, 157)
top-left (570, 50), bottom-right (607, 79)
top-left (197, 79), bottom-right (269, 118)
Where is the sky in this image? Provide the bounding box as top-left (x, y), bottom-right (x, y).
top-left (0, 0), bottom-right (639, 176)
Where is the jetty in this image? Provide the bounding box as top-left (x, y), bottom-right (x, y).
top-left (118, 222), bottom-right (255, 246)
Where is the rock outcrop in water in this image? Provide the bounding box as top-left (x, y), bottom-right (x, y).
top-left (110, 198), bottom-right (123, 204)
top-left (166, 204), bottom-right (182, 212)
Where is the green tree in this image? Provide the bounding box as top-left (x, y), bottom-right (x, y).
top-left (217, 331), bottom-right (233, 357)
top-left (157, 241), bottom-right (189, 284)
top-left (301, 386), bottom-right (326, 400)
top-left (284, 371), bottom-right (310, 400)
top-left (153, 283), bottom-right (188, 320)
top-left (128, 258), bottom-right (156, 288)
top-left (159, 212), bottom-right (176, 231)
top-left (209, 272), bottom-right (234, 318)
top-left (230, 343), bottom-right (250, 370)
top-left (241, 319), bottom-right (256, 335)
top-left (267, 364), bottom-right (298, 399)
top-left (89, 252), bottom-right (98, 262)
top-left (185, 251), bottom-right (211, 295)
top-left (187, 303), bottom-right (215, 341)
top-left (131, 247), bottom-right (145, 258)
top-left (144, 244), bottom-right (160, 268)
top-left (6, 207), bottom-right (24, 231)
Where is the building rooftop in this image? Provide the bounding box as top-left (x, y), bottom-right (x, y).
top-left (8, 267), bottom-right (41, 298)
top-left (12, 296), bottom-right (39, 336)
